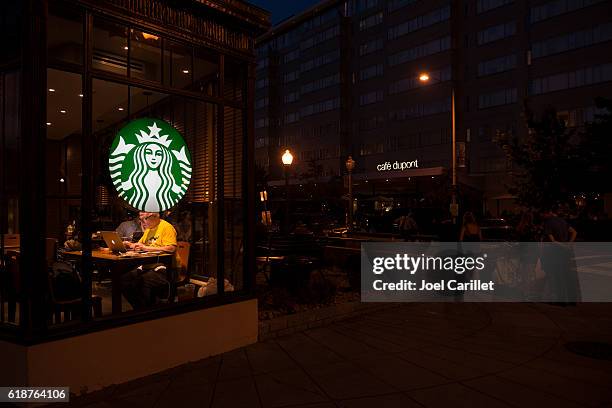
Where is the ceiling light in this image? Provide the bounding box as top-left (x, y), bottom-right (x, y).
top-left (48, 88), bottom-right (55, 92)
top-left (59, 178), bottom-right (65, 183)
top-left (60, 109), bottom-right (67, 114)
top-left (79, 94), bottom-right (83, 98)
top-left (46, 122), bottom-right (52, 126)
top-left (182, 69), bottom-right (190, 74)
top-left (117, 107), bottom-right (124, 111)
top-left (123, 46), bottom-right (129, 50)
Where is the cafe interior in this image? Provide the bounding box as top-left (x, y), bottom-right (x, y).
top-left (0, 0), bottom-right (267, 345)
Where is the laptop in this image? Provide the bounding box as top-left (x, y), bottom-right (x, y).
top-left (101, 231), bottom-right (128, 253)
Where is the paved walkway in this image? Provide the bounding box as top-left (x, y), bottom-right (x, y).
top-left (67, 303), bottom-right (612, 408)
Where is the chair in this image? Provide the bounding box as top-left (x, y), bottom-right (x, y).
top-left (168, 241), bottom-right (191, 301)
top-left (48, 261), bottom-right (102, 324)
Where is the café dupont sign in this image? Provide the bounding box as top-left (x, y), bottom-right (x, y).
top-left (376, 159), bottom-right (419, 172)
top-left (109, 118), bottom-right (192, 212)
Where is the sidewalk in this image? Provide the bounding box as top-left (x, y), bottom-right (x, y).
top-left (65, 303), bottom-right (612, 407)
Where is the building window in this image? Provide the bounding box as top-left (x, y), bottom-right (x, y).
top-left (301, 97), bottom-right (341, 117)
top-left (284, 112), bottom-right (300, 124)
top-left (531, 23), bottom-right (612, 59)
top-left (359, 38), bottom-right (384, 56)
top-left (477, 0), bottom-right (513, 14)
top-left (388, 0), bottom-right (419, 13)
top-left (359, 90), bottom-right (384, 105)
top-left (530, 63), bottom-right (612, 95)
top-left (255, 97), bottom-right (269, 109)
top-left (356, 0), bottom-right (380, 12)
top-left (530, 0), bottom-right (606, 24)
top-left (301, 50), bottom-right (340, 73)
top-left (283, 70), bottom-right (300, 83)
top-left (389, 36), bottom-right (451, 66)
top-left (477, 21), bottom-right (516, 45)
top-left (389, 97), bottom-right (451, 121)
top-left (301, 73), bottom-right (341, 94)
top-left (255, 117), bottom-right (269, 128)
top-left (302, 7), bottom-right (338, 30)
top-left (359, 64), bottom-right (384, 81)
top-left (284, 49), bottom-right (300, 63)
top-left (388, 5), bottom-right (450, 41)
top-left (256, 57), bottom-right (269, 70)
top-left (359, 12), bottom-right (383, 31)
top-left (359, 115), bottom-right (385, 131)
top-left (300, 26), bottom-right (340, 50)
top-left (284, 91), bottom-right (300, 103)
top-left (478, 88), bottom-right (517, 109)
top-left (477, 54), bottom-right (517, 77)
top-left (256, 78), bottom-right (269, 89)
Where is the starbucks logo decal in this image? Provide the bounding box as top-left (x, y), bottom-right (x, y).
top-left (109, 118), bottom-right (192, 212)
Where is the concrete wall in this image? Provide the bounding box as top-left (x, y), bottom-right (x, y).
top-left (0, 299), bottom-right (257, 394)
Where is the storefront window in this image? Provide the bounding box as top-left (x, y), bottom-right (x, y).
top-left (164, 40), bottom-right (193, 90)
top-left (48, 3), bottom-right (83, 66)
top-left (194, 48), bottom-right (220, 97)
top-left (93, 18), bottom-right (128, 76)
top-left (0, 71), bottom-right (21, 326)
top-left (130, 29), bottom-right (162, 83)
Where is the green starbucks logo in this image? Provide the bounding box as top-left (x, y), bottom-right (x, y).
top-left (109, 118), bottom-right (192, 212)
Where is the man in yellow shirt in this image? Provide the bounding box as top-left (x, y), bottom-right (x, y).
top-left (121, 212), bottom-right (178, 310)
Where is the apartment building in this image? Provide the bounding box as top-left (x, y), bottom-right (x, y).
top-left (255, 0), bottom-right (612, 215)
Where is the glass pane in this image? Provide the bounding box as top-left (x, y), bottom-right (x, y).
top-left (46, 69), bottom-right (83, 326)
top-left (93, 18), bottom-right (128, 76)
top-left (0, 71), bottom-right (21, 326)
top-left (48, 3), bottom-right (83, 66)
top-left (92, 79), bottom-right (128, 134)
top-left (129, 29), bottom-right (162, 82)
top-left (194, 48), bottom-right (219, 96)
top-left (223, 106), bottom-right (244, 291)
top-left (164, 40), bottom-right (192, 90)
top-left (0, 3), bottom-right (22, 65)
top-left (224, 58), bottom-right (246, 102)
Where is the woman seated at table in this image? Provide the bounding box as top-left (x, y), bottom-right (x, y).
top-left (121, 212), bottom-right (178, 310)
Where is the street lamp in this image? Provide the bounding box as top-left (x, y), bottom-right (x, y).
top-left (281, 149), bottom-right (293, 234)
top-left (419, 72), bottom-right (458, 224)
top-left (345, 156), bottom-right (355, 231)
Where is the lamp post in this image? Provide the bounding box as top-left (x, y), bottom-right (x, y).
top-left (345, 156), bottom-right (355, 231)
top-left (419, 72), bottom-right (458, 224)
top-left (281, 149), bottom-right (293, 234)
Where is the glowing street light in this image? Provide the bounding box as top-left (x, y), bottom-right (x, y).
top-left (281, 149), bottom-right (293, 234)
top-left (282, 149), bottom-right (294, 166)
top-left (419, 73), bottom-right (430, 82)
top-left (419, 70), bottom-right (458, 224)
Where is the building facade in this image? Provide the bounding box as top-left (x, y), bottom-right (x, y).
top-left (0, 0), bottom-right (269, 392)
top-left (255, 0), bottom-right (612, 217)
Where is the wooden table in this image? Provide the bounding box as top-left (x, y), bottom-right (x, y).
top-left (64, 249), bottom-right (172, 314)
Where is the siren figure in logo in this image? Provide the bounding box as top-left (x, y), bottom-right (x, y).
top-left (109, 120), bottom-right (192, 212)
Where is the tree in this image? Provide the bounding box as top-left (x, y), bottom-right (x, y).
top-left (500, 106), bottom-right (582, 211)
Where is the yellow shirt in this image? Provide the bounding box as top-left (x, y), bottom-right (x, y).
top-left (139, 219), bottom-right (179, 266)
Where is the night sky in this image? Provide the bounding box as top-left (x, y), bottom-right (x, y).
top-left (247, 0), bottom-right (320, 24)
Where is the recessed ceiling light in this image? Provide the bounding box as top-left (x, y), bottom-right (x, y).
top-left (48, 88), bottom-right (55, 92)
top-left (46, 122), bottom-right (52, 126)
top-left (79, 94), bottom-right (83, 98)
top-left (117, 107), bottom-right (124, 111)
top-left (123, 46), bottom-right (129, 50)
top-left (60, 109), bottom-right (67, 114)
top-left (59, 178), bottom-right (65, 183)
top-left (182, 69), bottom-right (190, 74)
